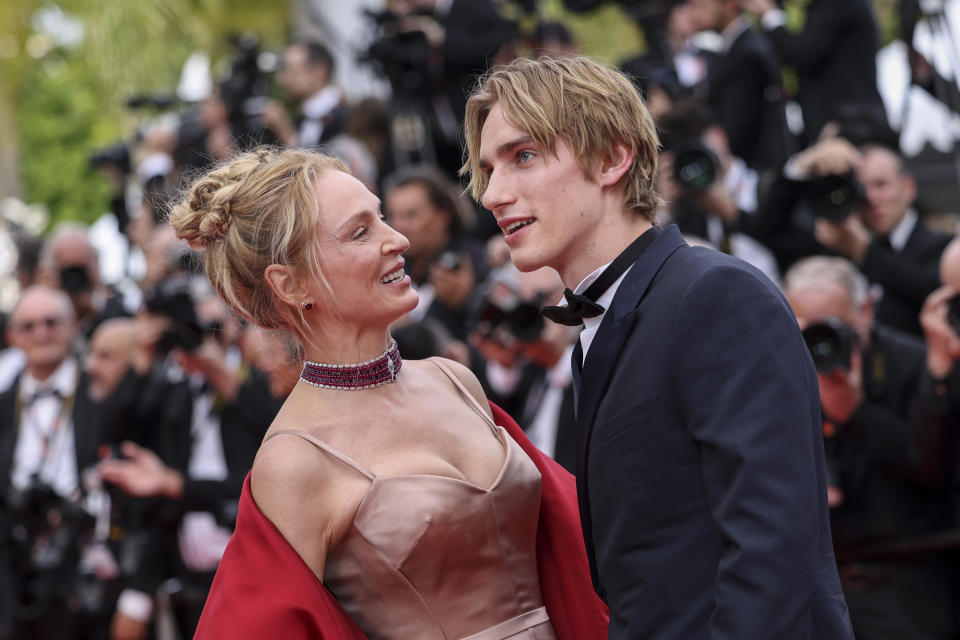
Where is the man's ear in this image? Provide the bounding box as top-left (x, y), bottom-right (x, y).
top-left (598, 142), bottom-right (633, 188)
top-left (264, 264), bottom-right (305, 308)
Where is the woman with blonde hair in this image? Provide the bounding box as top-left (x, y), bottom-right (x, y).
top-left (168, 147), bottom-right (607, 639)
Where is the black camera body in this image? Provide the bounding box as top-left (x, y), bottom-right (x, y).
top-left (471, 281), bottom-right (545, 346)
top-left (362, 9), bottom-right (434, 100)
top-left (800, 173), bottom-right (865, 222)
top-left (2, 478), bottom-right (97, 620)
top-left (672, 141), bottom-right (719, 194)
top-left (143, 277), bottom-right (209, 353)
top-left (58, 265), bottom-right (93, 294)
top-left (802, 317), bottom-right (858, 373)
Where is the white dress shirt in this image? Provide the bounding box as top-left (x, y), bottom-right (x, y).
top-left (12, 358), bottom-right (79, 499)
top-left (566, 263), bottom-right (635, 364)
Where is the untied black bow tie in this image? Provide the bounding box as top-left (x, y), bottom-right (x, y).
top-left (540, 225), bottom-right (660, 327)
top-left (26, 387), bottom-right (62, 406)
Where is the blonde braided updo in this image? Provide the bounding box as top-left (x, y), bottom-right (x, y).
top-left (169, 147), bottom-right (347, 333)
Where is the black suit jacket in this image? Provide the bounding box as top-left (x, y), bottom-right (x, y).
top-left (762, 0), bottom-right (886, 140)
top-left (129, 369), bottom-right (279, 594)
top-left (860, 221), bottom-right (953, 337)
top-left (573, 225), bottom-right (853, 639)
top-left (706, 23), bottom-right (787, 170)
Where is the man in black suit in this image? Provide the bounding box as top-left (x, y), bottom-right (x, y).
top-left (750, 138), bottom-right (952, 336)
top-left (0, 286), bottom-right (123, 639)
top-left (463, 55), bottom-right (853, 640)
top-left (99, 286), bottom-right (279, 640)
top-left (740, 0), bottom-right (887, 142)
top-left (262, 40), bottom-right (347, 149)
top-left (784, 256), bottom-right (957, 639)
top-left (690, 0), bottom-right (787, 170)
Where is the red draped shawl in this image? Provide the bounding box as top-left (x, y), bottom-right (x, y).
top-left (194, 403), bottom-right (608, 639)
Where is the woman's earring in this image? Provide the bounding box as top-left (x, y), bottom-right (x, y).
top-left (303, 301), bottom-right (313, 311)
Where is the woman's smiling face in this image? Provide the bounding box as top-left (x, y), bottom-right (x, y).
top-left (309, 170), bottom-right (418, 327)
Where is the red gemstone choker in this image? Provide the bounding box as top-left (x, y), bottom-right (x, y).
top-left (300, 339), bottom-right (402, 390)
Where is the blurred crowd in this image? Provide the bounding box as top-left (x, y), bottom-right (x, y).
top-left (2, 0), bottom-right (960, 638)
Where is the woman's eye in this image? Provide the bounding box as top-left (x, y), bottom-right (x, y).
top-left (518, 150), bottom-right (533, 164)
top-left (352, 227), bottom-right (368, 240)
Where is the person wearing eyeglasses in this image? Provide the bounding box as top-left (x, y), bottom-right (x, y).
top-left (0, 285), bottom-right (115, 638)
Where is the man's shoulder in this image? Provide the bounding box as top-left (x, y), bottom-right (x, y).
top-left (908, 219), bottom-right (954, 254)
top-left (667, 245), bottom-right (771, 284)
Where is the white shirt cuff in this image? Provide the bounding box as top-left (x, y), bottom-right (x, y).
top-left (762, 9), bottom-right (787, 31)
top-left (116, 589), bottom-right (154, 622)
top-left (782, 155), bottom-right (810, 181)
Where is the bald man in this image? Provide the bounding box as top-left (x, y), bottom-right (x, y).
top-left (85, 318), bottom-right (137, 402)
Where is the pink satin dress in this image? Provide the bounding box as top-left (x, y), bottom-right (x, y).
top-left (265, 360), bottom-right (556, 640)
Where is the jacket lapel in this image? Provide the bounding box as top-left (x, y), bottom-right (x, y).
top-left (0, 377), bottom-right (21, 497)
top-left (576, 225), bottom-right (687, 437)
top-left (572, 225), bottom-right (687, 591)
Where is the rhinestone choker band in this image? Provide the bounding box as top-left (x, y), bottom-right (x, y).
top-left (300, 339), bottom-right (402, 390)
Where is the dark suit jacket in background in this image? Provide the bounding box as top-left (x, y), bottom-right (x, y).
top-left (860, 222), bottom-right (952, 337)
top-left (574, 224), bottom-right (853, 639)
top-left (828, 325), bottom-right (957, 639)
top-left (706, 23), bottom-right (787, 170)
top-left (760, 0), bottom-right (886, 141)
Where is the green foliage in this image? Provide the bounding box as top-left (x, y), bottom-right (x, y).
top-left (6, 0), bottom-right (290, 231)
top-left (536, 0), bottom-right (645, 65)
top-left (18, 55), bottom-right (114, 226)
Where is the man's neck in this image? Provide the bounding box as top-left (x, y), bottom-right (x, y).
top-left (27, 365), bottom-right (57, 384)
top-left (561, 217), bottom-right (653, 288)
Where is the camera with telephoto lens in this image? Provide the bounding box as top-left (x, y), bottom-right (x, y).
top-left (361, 9), bottom-right (434, 101)
top-left (801, 317), bottom-right (858, 373)
top-left (142, 276), bottom-right (210, 353)
top-left (1, 477), bottom-right (96, 620)
top-left (800, 173), bottom-right (865, 222)
top-left (471, 280), bottom-right (546, 347)
top-left (672, 141), bottom-right (719, 194)
top-left (58, 265), bottom-right (93, 294)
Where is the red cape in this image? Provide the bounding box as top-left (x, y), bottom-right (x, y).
top-left (194, 403), bottom-right (608, 639)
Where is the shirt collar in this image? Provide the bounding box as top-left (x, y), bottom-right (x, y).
top-left (302, 85), bottom-right (343, 120)
top-left (887, 208), bottom-right (917, 252)
top-left (20, 357), bottom-right (78, 400)
top-left (721, 16), bottom-right (749, 53)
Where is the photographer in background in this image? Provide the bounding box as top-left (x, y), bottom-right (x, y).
top-left (262, 41), bottom-right (346, 149)
top-left (912, 238), bottom-right (960, 516)
top-left (656, 99), bottom-right (781, 283)
top-left (100, 279), bottom-right (278, 640)
top-left (754, 134), bottom-right (952, 337)
top-left (363, 0), bottom-right (510, 175)
top-left (39, 224), bottom-right (131, 341)
top-left (739, 0), bottom-right (887, 144)
top-left (468, 264), bottom-right (579, 472)
top-left (689, 0), bottom-right (787, 170)
top-left (384, 165), bottom-right (488, 341)
top-left (0, 286), bottom-right (123, 639)
top-left (784, 257), bottom-right (957, 640)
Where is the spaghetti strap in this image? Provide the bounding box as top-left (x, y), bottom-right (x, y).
top-left (265, 429), bottom-right (377, 480)
top-left (427, 358), bottom-right (500, 436)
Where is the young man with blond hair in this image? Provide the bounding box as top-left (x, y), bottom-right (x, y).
top-left (462, 55), bottom-right (853, 640)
